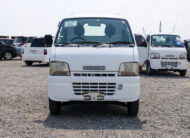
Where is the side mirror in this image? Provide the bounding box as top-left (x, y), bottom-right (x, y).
top-left (44, 35), bottom-right (53, 47)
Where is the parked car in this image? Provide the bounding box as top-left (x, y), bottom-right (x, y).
top-left (46, 16), bottom-right (140, 116)
top-left (0, 38), bottom-right (17, 60)
top-left (184, 39), bottom-right (190, 61)
top-left (22, 37), bottom-right (51, 65)
top-left (13, 36), bottom-right (27, 57)
top-left (138, 33), bottom-right (187, 76)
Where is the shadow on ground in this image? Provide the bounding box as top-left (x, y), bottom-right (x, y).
top-left (21, 63), bottom-right (49, 68)
top-left (35, 103), bottom-right (146, 130)
top-left (140, 70), bottom-right (189, 79)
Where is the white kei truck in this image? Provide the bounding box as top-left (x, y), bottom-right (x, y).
top-left (136, 34), bottom-right (187, 76)
top-left (22, 37), bottom-right (51, 66)
top-left (45, 16), bottom-right (140, 116)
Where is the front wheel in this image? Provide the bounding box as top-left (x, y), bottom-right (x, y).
top-left (179, 70), bottom-right (187, 76)
top-left (25, 61), bottom-right (33, 66)
top-left (49, 98), bottom-right (61, 115)
top-left (146, 62), bottom-right (153, 75)
top-left (4, 52), bottom-right (12, 60)
top-left (127, 100), bottom-right (139, 116)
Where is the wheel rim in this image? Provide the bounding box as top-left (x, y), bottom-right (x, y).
top-left (5, 52), bottom-right (12, 60)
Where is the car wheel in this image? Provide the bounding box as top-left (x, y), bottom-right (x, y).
top-left (179, 70), bottom-right (187, 76)
top-left (25, 61), bottom-right (33, 66)
top-left (4, 52), bottom-right (12, 60)
top-left (49, 98), bottom-right (61, 115)
top-left (146, 62), bottom-right (153, 75)
top-left (127, 100), bottom-right (139, 116)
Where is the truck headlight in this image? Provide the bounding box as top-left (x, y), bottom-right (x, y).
top-left (118, 62), bottom-right (139, 76)
top-left (50, 61), bottom-right (70, 76)
top-left (150, 53), bottom-right (160, 59)
top-left (179, 53), bottom-right (187, 59)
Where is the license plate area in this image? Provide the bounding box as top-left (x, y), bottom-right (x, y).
top-left (161, 61), bottom-right (178, 68)
top-left (30, 50), bottom-right (37, 54)
top-left (84, 92), bottom-right (104, 101)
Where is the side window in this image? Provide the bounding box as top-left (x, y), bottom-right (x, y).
top-left (135, 35), bottom-right (147, 47)
top-left (0, 40), bottom-right (8, 46)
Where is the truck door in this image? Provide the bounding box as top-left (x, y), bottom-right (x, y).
top-left (135, 35), bottom-right (148, 66)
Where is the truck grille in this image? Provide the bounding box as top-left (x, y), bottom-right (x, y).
top-left (72, 83), bottom-right (116, 95)
top-left (161, 57), bottom-right (178, 60)
top-left (161, 61), bottom-right (178, 67)
top-left (73, 73), bottom-right (115, 77)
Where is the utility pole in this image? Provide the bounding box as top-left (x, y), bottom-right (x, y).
top-left (142, 27), bottom-right (145, 35)
top-left (159, 21), bottom-right (162, 33)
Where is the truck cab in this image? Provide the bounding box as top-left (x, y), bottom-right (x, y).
top-left (46, 16), bottom-right (140, 116)
top-left (138, 33), bottom-right (187, 76)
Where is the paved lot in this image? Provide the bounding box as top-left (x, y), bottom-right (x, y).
top-left (0, 60), bottom-right (190, 138)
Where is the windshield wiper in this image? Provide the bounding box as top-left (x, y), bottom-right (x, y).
top-left (108, 41), bottom-right (133, 44)
top-left (159, 45), bottom-right (172, 47)
top-left (108, 41), bottom-right (135, 47)
top-left (75, 41), bottom-right (101, 44)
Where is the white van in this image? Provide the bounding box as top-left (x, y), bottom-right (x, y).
top-left (137, 34), bottom-right (187, 76)
top-left (22, 37), bottom-right (51, 66)
top-left (46, 16), bottom-right (140, 116)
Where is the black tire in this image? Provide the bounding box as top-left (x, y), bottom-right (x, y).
top-left (25, 61), bottom-right (33, 66)
top-left (128, 100), bottom-right (139, 116)
top-left (49, 98), bottom-right (61, 115)
top-left (4, 51), bottom-right (12, 60)
top-left (146, 62), bottom-right (153, 75)
top-left (179, 70), bottom-right (187, 76)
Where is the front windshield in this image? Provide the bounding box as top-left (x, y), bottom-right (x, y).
top-left (55, 18), bottom-right (134, 46)
top-left (151, 35), bottom-right (183, 47)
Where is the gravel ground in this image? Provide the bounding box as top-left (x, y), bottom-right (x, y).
top-left (0, 60), bottom-right (190, 138)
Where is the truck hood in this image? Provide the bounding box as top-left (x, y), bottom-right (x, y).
top-left (150, 47), bottom-right (187, 58)
top-left (53, 47), bottom-right (134, 72)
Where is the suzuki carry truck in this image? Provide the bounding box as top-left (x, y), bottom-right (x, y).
top-left (138, 34), bottom-right (187, 76)
top-left (45, 16), bottom-right (140, 116)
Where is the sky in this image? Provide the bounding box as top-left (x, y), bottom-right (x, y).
top-left (0, 0), bottom-right (190, 39)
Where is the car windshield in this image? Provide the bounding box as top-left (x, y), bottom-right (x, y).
top-left (31, 38), bottom-right (45, 47)
top-left (0, 39), bottom-right (13, 46)
top-left (55, 18), bottom-right (134, 47)
top-left (14, 37), bottom-right (26, 43)
top-left (151, 35), bottom-right (183, 47)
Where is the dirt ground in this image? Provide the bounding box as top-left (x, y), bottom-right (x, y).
top-left (0, 60), bottom-right (190, 138)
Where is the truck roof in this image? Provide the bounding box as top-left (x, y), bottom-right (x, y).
top-left (61, 15), bottom-right (127, 21)
top-left (149, 33), bottom-right (180, 36)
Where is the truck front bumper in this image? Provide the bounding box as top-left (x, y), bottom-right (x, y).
top-left (150, 59), bottom-right (187, 70)
top-left (48, 75), bottom-right (140, 103)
